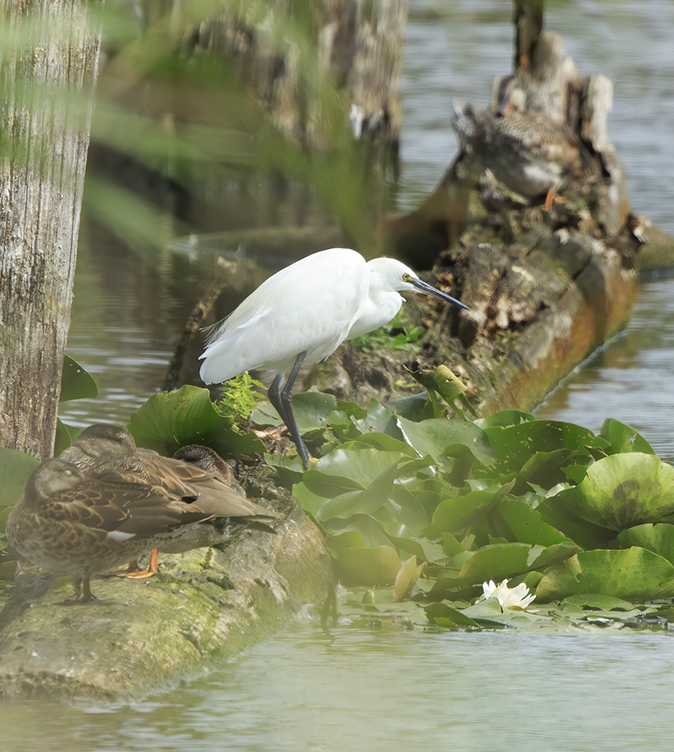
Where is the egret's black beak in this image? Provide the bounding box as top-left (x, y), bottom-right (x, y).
top-left (410, 278), bottom-right (470, 311)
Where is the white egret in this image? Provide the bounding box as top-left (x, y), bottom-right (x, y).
top-left (199, 248), bottom-right (469, 469)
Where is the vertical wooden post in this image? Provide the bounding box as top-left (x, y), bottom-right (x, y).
top-left (0, 1), bottom-right (103, 459)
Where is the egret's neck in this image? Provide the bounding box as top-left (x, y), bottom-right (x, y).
top-left (346, 287), bottom-right (404, 340)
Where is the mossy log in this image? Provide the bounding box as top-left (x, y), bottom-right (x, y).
top-left (0, 494), bottom-right (332, 702)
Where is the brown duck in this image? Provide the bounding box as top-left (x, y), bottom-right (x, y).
top-left (6, 458), bottom-right (212, 602)
top-left (59, 424), bottom-right (280, 574)
top-left (451, 95), bottom-right (585, 209)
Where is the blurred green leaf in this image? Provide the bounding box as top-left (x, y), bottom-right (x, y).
top-left (0, 448), bottom-right (40, 531)
top-left (59, 355), bottom-right (98, 403)
top-left (333, 545), bottom-right (401, 587)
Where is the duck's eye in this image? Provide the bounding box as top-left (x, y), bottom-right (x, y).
top-left (402, 273), bottom-right (412, 282)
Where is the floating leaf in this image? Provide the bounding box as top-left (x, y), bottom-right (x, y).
top-left (490, 499), bottom-right (573, 546)
top-left (474, 411), bottom-right (535, 429)
top-left (315, 460), bottom-right (398, 521)
top-left (453, 541), bottom-right (578, 588)
top-left (536, 549), bottom-right (674, 602)
top-left (291, 390), bottom-right (338, 433)
top-left (538, 495), bottom-right (617, 550)
top-left (482, 420), bottom-right (607, 479)
top-left (425, 482), bottom-right (514, 539)
top-left (425, 602), bottom-right (480, 628)
top-left (562, 594), bottom-right (638, 612)
top-left (303, 448), bottom-right (403, 495)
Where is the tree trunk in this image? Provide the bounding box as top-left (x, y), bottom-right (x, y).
top-left (0, 1), bottom-right (103, 459)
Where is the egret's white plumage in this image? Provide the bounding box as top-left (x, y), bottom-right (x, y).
top-left (199, 248), bottom-right (468, 468)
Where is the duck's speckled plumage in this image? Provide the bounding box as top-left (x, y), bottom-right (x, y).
top-left (451, 98), bottom-right (584, 201)
top-left (59, 425), bottom-right (279, 562)
top-left (6, 458), bottom-right (211, 601)
top-left (59, 424), bottom-right (272, 519)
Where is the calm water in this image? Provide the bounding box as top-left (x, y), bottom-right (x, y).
top-left (12, 1), bottom-right (674, 749)
top-left (5, 623), bottom-right (674, 752)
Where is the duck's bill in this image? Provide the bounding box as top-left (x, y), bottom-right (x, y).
top-left (411, 278), bottom-right (470, 311)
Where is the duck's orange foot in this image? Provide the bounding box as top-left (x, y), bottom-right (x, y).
top-left (543, 189), bottom-right (567, 211)
top-left (104, 549), bottom-right (160, 579)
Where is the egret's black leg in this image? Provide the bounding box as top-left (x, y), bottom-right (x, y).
top-left (268, 374), bottom-right (289, 428)
top-left (270, 351), bottom-right (311, 470)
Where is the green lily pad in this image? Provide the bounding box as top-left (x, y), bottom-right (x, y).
top-left (482, 420), bottom-right (607, 479)
top-left (326, 519), bottom-right (392, 550)
top-left (425, 602), bottom-right (481, 628)
top-left (128, 385), bottom-right (265, 458)
top-left (538, 494), bottom-right (617, 550)
top-left (600, 418), bottom-right (655, 455)
top-left (491, 499), bottom-right (573, 546)
top-left (425, 482), bottom-right (514, 539)
top-left (315, 460), bottom-right (399, 521)
top-left (398, 417), bottom-right (494, 467)
top-left (474, 411), bottom-right (535, 429)
top-left (304, 448), bottom-right (403, 491)
top-left (353, 399), bottom-right (404, 437)
top-left (536, 548), bottom-right (674, 602)
top-left (453, 541), bottom-right (579, 588)
top-left (291, 390), bottom-right (338, 433)
top-left (552, 453), bottom-right (674, 531)
top-left (617, 523), bottom-right (674, 566)
top-left (562, 594), bottom-right (638, 612)
top-left (385, 392), bottom-right (435, 422)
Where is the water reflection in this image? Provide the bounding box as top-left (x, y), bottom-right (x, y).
top-left (536, 275), bottom-right (674, 463)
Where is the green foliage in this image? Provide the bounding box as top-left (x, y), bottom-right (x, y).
top-left (128, 385), bottom-right (265, 458)
top-left (249, 367), bottom-right (674, 630)
top-left (348, 311), bottom-right (424, 353)
top-left (215, 373), bottom-right (266, 430)
top-left (60, 355), bottom-right (98, 403)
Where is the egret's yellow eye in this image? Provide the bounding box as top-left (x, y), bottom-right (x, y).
top-left (402, 273), bottom-right (412, 282)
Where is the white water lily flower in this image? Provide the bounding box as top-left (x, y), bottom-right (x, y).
top-left (478, 579), bottom-right (536, 610)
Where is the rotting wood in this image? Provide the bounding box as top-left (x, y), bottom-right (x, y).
top-left (0, 0), bottom-right (103, 459)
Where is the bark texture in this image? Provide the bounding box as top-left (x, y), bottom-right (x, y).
top-left (0, 0), bottom-right (102, 459)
